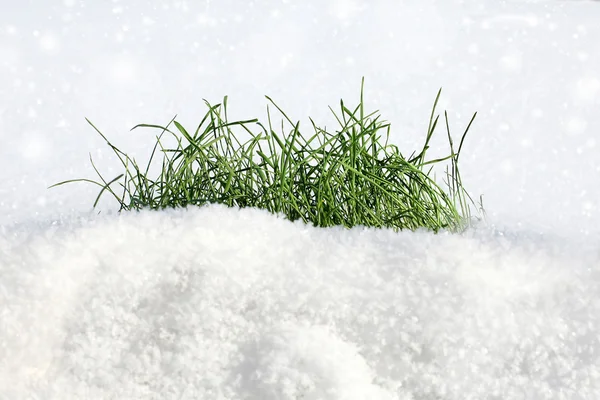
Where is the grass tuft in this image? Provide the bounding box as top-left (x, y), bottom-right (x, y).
top-left (51, 79), bottom-right (484, 233)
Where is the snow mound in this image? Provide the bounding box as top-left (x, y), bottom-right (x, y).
top-left (0, 204), bottom-right (599, 399)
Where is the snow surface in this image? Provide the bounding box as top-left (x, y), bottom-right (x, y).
top-left (1, 0), bottom-right (600, 399)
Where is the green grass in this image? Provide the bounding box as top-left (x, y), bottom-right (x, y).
top-left (51, 79), bottom-right (483, 233)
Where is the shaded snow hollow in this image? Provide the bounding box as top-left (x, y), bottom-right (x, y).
top-left (1, 204), bottom-right (599, 399)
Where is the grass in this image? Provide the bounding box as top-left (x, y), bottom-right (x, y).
top-left (51, 79), bottom-right (483, 233)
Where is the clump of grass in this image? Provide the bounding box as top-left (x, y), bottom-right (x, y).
top-left (51, 79), bottom-right (483, 233)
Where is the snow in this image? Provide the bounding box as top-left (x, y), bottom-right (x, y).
top-left (1, 1), bottom-right (600, 399)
